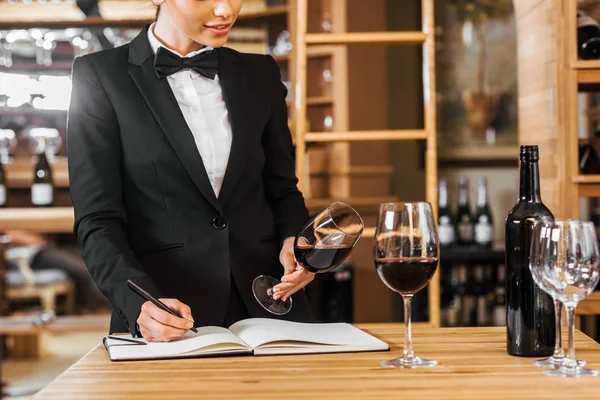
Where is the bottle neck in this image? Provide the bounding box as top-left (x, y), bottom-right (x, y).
top-left (458, 185), bottom-right (468, 206)
top-left (476, 182), bottom-right (488, 207)
top-left (519, 159), bottom-right (541, 202)
top-left (439, 184), bottom-right (448, 208)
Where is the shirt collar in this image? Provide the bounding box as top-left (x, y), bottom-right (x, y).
top-left (147, 22), bottom-right (214, 58)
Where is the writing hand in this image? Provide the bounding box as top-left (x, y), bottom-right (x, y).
top-left (136, 298), bottom-right (194, 342)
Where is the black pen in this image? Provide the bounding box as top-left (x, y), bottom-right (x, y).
top-left (127, 279), bottom-right (198, 333)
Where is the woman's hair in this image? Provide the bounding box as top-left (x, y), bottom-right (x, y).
top-left (155, 5), bottom-right (160, 20)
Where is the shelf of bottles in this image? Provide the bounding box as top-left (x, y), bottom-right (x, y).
top-left (0, 0), bottom-right (301, 208)
top-left (437, 176), bottom-right (506, 328)
top-left (577, 4), bottom-right (600, 197)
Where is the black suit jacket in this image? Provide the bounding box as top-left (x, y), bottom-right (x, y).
top-left (67, 26), bottom-right (311, 335)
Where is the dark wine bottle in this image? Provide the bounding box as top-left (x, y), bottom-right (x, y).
top-left (578, 11), bottom-right (600, 60)
top-left (474, 177), bottom-right (493, 248)
top-left (505, 145), bottom-right (555, 357)
top-left (456, 177), bottom-right (474, 246)
top-left (437, 178), bottom-right (455, 248)
top-left (0, 160), bottom-right (6, 208)
top-left (32, 149), bottom-right (54, 207)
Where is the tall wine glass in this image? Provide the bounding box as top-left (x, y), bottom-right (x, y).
top-left (252, 202), bottom-right (364, 315)
top-left (374, 202), bottom-right (439, 368)
top-left (536, 220), bottom-right (600, 378)
top-left (530, 221), bottom-right (585, 368)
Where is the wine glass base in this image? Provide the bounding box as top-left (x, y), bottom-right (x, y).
top-left (380, 356), bottom-right (437, 369)
top-left (533, 356), bottom-right (586, 368)
top-left (252, 275), bottom-right (292, 315)
top-left (543, 365), bottom-right (599, 378)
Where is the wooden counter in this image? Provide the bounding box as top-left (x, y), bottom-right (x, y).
top-left (31, 325), bottom-right (600, 400)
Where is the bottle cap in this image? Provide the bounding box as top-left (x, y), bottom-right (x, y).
top-left (520, 145), bottom-right (539, 161)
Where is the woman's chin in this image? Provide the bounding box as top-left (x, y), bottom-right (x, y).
top-left (198, 35), bottom-right (229, 49)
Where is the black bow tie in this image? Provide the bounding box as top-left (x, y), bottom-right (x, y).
top-left (154, 47), bottom-right (218, 80)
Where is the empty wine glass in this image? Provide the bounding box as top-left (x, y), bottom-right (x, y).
top-left (374, 202), bottom-right (439, 368)
top-left (536, 220), bottom-right (600, 378)
top-left (530, 221), bottom-right (585, 368)
top-left (252, 202), bottom-right (364, 315)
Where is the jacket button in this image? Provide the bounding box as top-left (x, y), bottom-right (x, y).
top-left (212, 216), bottom-right (227, 230)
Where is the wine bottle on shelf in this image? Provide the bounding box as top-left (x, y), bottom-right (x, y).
top-left (494, 264), bottom-right (507, 327)
top-left (438, 178), bottom-right (455, 248)
top-left (577, 11), bottom-right (600, 60)
top-left (456, 177), bottom-right (474, 247)
top-left (444, 267), bottom-right (461, 327)
top-left (32, 146), bottom-right (54, 208)
top-left (459, 265), bottom-right (475, 326)
top-left (474, 265), bottom-right (487, 327)
top-left (0, 160), bottom-right (6, 208)
top-left (474, 177), bottom-right (494, 249)
top-left (505, 145), bottom-right (555, 357)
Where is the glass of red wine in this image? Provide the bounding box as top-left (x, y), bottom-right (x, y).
top-left (252, 202), bottom-right (364, 315)
top-left (374, 202), bottom-right (439, 368)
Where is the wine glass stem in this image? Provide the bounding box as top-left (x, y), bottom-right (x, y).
top-left (565, 304), bottom-right (578, 369)
top-left (553, 298), bottom-right (564, 358)
top-left (402, 295), bottom-right (414, 359)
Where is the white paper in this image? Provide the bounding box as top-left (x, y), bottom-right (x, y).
top-left (106, 326), bottom-right (250, 361)
top-left (229, 318), bottom-right (389, 351)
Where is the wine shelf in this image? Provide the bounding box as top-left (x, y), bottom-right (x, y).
top-left (0, 207), bottom-right (74, 233)
top-left (0, 5), bottom-right (288, 29)
top-left (237, 5), bottom-right (288, 20)
top-left (306, 196), bottom-right (397, 215)
top-left (305, 129), bottom-right (428, 143)
top-left (573, 175), bottom-right (600, 183)
top-left (573, 175), bottom-right (600, 197)
top-left (287, 96), bottom-right (334, 108)
top-left (310, 165), bottom-right (394, 177)
top-left (438, 145), bottom-right (518, 163)
top-left (5, 156), bottom-right (69, 189)
top-left (305, 32), bottom-right (427, 45)
top-left (273, 46), bottom-right (337, 62)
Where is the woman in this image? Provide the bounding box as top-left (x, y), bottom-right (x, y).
top-left (67, 0), bottom-right (315, 342)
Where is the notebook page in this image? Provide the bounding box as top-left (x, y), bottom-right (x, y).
top-left (105, 326), bottom-right (250, 360)
top-left (229, 318), bottom-right (389, 350)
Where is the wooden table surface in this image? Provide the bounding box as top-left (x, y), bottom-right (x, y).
top-left (32, 325), bottom-right (600, 400)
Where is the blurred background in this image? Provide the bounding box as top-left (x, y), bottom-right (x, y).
top-left (0, 0), bottom-right (599, 398)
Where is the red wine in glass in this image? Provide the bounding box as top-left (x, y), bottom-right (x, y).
top-left (374, 202), bottom-right (439, 369)
top-left (294, 244), bottom-right (353, 273)
top-left (252, 202), bottom-right (364, 315)
top-left (375, 257), bottom-right (438, 295)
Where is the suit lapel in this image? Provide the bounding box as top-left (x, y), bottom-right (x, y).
top-left (127, 27), bottom-right (222, 214)
top-left (216, 48), bottom-right (250, 206)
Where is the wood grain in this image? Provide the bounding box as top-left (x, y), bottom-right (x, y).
top-left (31, 326), bottom-right (600, 400)
top-left (306, 32), bottom-right (427, 45)
top-left (0, 207), bottom-right (74, 233)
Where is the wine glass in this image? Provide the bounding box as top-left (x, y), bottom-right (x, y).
top-left (536, 220), bottom-right (600, 378)
top-left (529, 221), bottom-right (585, 368)
top-left (374, 202), bottom-right (439, 368)
top-left (252, 202), bottom-right (364, 315)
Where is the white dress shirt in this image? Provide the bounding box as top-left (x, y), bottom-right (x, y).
top-left (147, 23), bottom-right (232, 197)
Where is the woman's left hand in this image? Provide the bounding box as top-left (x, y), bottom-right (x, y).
top-left (273, 237), bottom-right (315, 301)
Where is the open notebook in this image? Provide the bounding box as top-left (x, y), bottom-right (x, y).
top-left (103, 318), bottom-right (389, 361)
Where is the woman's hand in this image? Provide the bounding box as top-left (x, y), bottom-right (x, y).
top-left (136, 298), bottom-right (194, 342)
top-left (273, 237), bottom-right (315, 301)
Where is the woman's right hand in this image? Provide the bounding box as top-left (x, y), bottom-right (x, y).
top-left (136, 298), bottom-right (194, 342)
